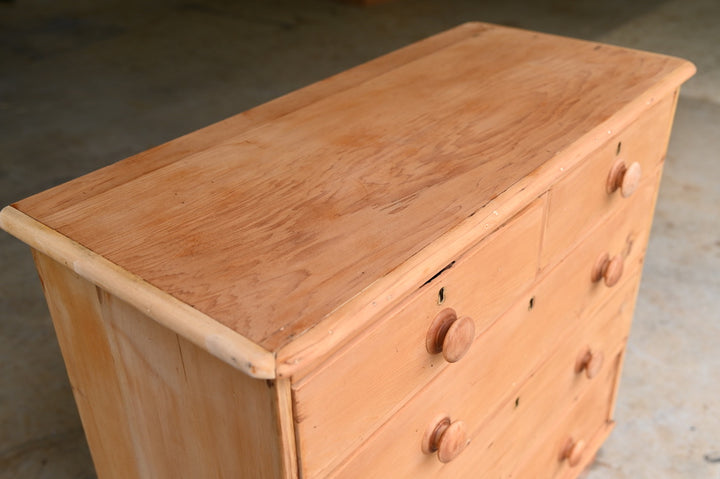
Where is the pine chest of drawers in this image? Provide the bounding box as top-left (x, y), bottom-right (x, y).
top-left (1, 23), bottom-right (694, 479)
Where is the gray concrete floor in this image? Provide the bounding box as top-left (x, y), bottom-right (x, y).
top-left (0, 1), bottom-right (718, 478)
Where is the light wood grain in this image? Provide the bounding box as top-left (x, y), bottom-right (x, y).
top-left (511, 372), bottom-right (620, 478)
top-left (562, 438), bottom-right (587, 468)
top-left (275, 79), bottom-right (691, 378)
top-left (541, 92), bottom-right (676, 268)
top-left (328, 269), bottom-right (637, 478)
top-left (272, 378), bottom-right (300, 479)
top-left (0, 24), bottom-right (696, 479)
top-left (15, 22), bottom-right (491, 217)
top-left (0, 206), bottom-right (274, 377)
top-left (324, 160), bottom-right (661, 477)
top-left (292, 198), bottom-right (543, 477)
top-left (560, 424), bottom-right (615, 479)
top-left (9, 24), bottom-right (695, 368)
top-left (32, 250), bottom-right (141, 479)
top-left (295, 162), bottom-right (661, 477)
top-left (438, 314), bottom-right (475, 363)
top-left (458, 287), bottom-right (635, 479)
top-left (433, 421), bottom-right (469, 464)
top-left (32, 252), bottom-right (294, 478)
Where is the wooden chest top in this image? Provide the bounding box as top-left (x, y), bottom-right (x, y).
top-left (5, 23), bottom-right (693, 377)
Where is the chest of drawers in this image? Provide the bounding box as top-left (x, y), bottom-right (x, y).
top-left (1, 23), bottom-right (694, 478)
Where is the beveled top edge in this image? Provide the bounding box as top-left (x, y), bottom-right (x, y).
top-left (0, 205), bottom-right (277, 379)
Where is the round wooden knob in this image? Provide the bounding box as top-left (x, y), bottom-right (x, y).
top-left (561, 437), bottom-right (586, 467)
top-left (591, 253), bottom-right (623, 287)
top-left (575, 348), bottom-right (604, 379)
top-left (607, 159), bottom-right (642, 198)
top-left (421, 416), bottom-right (468, 463)
top-left (443, 316), bottom-right (475, 362)
top-left (426, 309), bottom-right (475, 363)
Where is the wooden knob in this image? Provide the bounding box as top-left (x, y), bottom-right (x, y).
top-left (591, 253), bottom-right (623, 287)
top-left (561, 437), bottom-right (586, 467)
top-left (575, 348), bottom-right (604, 379)
top-left (426, 309), bottom-right (475, 363)
top-left (607, 159), bottom-right (642, 198)
top-left (421, 416), bottom-right (468, 463)
top-left (443, 316), bottom-right (475, 362)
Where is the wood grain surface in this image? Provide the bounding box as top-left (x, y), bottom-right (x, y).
top-left (33, 252), bottom-right (293, 478)
top-left (328, 270), bottom-right (637, 478)
top-left (7, 23), bottom-right (695, 362)
top-left (296, 162), bottom-right (662, 477)
top-left (541, 92), bottom-right (677, 268)
top-left (292, 198), bottom-right (543, 477)
top-left (0, 206), bottom-right (275, 378)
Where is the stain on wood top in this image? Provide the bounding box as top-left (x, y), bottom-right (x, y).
top-left (12, 23), bottom-right (694, 351)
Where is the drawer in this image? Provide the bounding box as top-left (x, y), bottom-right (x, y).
top-left (541, 92), bottom-right (676, 268)
top-left (329, 271), bottom-right (636, 478)
top-left (293, 198), bottom-right (545, 477)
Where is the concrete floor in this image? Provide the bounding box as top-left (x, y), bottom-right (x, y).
top-left (0, 1), bottom-right (718, 478)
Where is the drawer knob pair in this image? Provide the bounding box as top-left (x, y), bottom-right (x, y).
top-left (575, 347), bottom-right (604, 379)
top-left (607, 159), bottom-right (642, 198)
top-left (422, 415), bottom-right (469, 463)
top-left (591, 252), bottom-right (624, 287)
top-left (561, 437), bottom-right (586, 467)
top-left (426, 308), bottom-right (475, 363)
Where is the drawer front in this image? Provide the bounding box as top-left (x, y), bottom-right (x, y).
top-left (329, 274), bottom-right (635, 478)
top-left (293, 198), bottom-right (545, 478)
top-left (541, 92), bottom-right (676, 268)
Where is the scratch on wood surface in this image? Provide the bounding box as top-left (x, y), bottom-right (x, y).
top-left (176, 335), bottom-right (188, 382)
